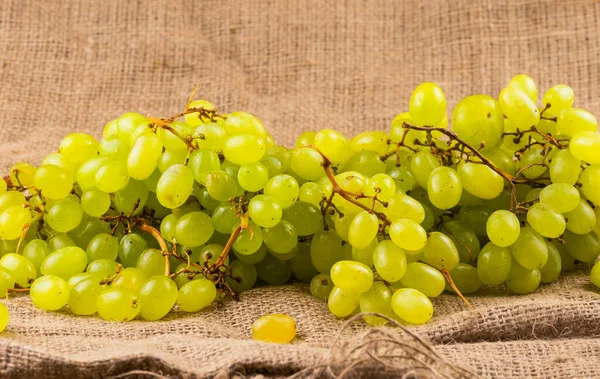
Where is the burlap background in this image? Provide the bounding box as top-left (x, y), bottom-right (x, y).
top-left (1, 0), bottom-right (600, 377)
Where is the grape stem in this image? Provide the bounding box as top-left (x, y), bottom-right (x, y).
top-left (440, 269), bottom-right (473, 309)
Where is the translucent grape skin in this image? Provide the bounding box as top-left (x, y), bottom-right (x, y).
top-left (69, 275), bottom-right (106, 315)
top-left (400, 262), bottom-right (445, 298)
top-left (328, 286), bottom-right (360, 318)
top-left (330, 260), bottom-right (374, 294)
top-left (427, 166), bottom-right (462, 210)
top-left (409, 82), bottom-right (447, 126)
top-left (506, 260), bottom-right (541, 295)
top-left (248, 195), bottom-right (283, 228)
top-left (348, 211), bottom-right (379, 249)
top-left (138, 276), bottom-right (178, 321)
top-left (527, 203), bottom-right (566, 238)
top-left (389, 218), bottom-right (427, 252)
top-left (372, 240), bottom-right (407, 283)
top-left (477, 242), bottom-right (512, 285)
top-left (422, 232), bottom-right (460, 271)
top-left (96, 287), bottom-right (140, 322)
top-left (156, 164), bottom-right (194, 209)
top-left (177, 279), bottom-right (217, 313)
top-left (486, 210), bottom-right (520, 247)
top-left (0, 253), bottom-right (37, 288)
top-left (359, 282), bottom-right (393, 326)
top-left (310, 273), bottom-right (334, 301)
top-left (30, 275), bottom-right (71, 311)
top-left (391, 288), bottom-right (433, 325)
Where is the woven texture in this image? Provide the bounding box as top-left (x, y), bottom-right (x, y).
top-left (1, 0), bottom-right (600, 377)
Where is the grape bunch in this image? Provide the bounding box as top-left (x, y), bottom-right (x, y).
top-left (0, 75), bottom-right (598, 330)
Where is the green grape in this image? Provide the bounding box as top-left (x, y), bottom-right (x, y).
top-left (40, 246), bottom-right (88, 280)
top-left (172, 263), bottom-right (200, 288)
top-left (310, 230), bottom-right (346, 273)
top-left (114, 180), bottom-right (149, 215)
top-left (486, 210), bottom-right (520, 247)
top-left (42, 153), bottom-right (78, 182)
top-left (81, 189), bottom-right (111, 217)
top-left (400, 262), bottom-right (444, 297)
top-left (359, 282), bottom-right (393, 326)
top-left (261, 155), bottom-right (285, 178)
top-left (0, 205), bottom-right (31, 240)
top-left (192, 122), bottom-right (227, 151)
top-left (45, 198), bottom-right (83, 233)
top-left (310, 273), bottom-right (333, 300)
top-left (59, 133), bottom-right (98, 164)
top-left (331, 213), bottom-right (352, 242)
top-left (390, 112), bottom-right (425, 148)
top-left (118, 233), bottom-right (148, 267)
top-left (0, 302), bottom-right (8, 332)
top-left (328, 286), bottom-right (360, 317)
top-left (138, 275), bottom-right (178, 320)
top-left (540, 241), bottom-right (561, 284)
top-left (477, 242), bottom-right (512, 285)
top-left (563, 230), bottom-right (600, 262)
top-left (510, 226), bottom-right (548, 270)
top-left (458, 162), bottom-right (504, 200)
top-left (549, 149), bottom-right (581, 185)
top-left (595, 207), bottom-right (600, 237)
top-left (22, 239), bottom-right (50, 273)
top-left (34, 165), bottom-right (73, 199)
top-left (564, 199), bottom-right (597, 234)
top-left (233, 220), bottom-right (263, 255)
top-left (225, 260), bottom-right (258, 293)
top-left (68, 272), bottom-right (100, 287)
top-left (557, 108), bottom-right (598, 137)
top-left (501, 118), bottom-right (527, 152)
top-left (157, 149), bottom-right (187, 172)
top-left (389, 218), bottom-right (427, 252)
top-left (427, 166), bottom-right (462, 210)
top-left (136, 248), bottom-right (166, 277)
top-left (384, 194), bottom-right (425, 223)
top-left (234, 243), bottom-right (267, 264)
top-left (391, 288), bottom-right (433, 325)
top-left (551, 240), bottom-right (574, 272)
top-left (193, 187), bottom-right (218, 214)
top-left (263, 220), bottom-right (298, 254)
top-left (111, 267), bottom-right (147, 294)
top-left (330, 260), bottom-right (373, 293)
top-left (527, 203), bottom-right (566, 238)
top-left (117, 112), bottom-right (147, 142)
top-left (507, 74), bottom-right (537, 102)
top-left (69, 275), bottom-right (106, 315)
top-left (456, 205), bottom-right (491, 237)
top-left (171, 197), bottom-right (202, 219)
top-left (296, 131), bottom-right (316, 147)
top-left (96, 287), bottom-right (139, 321)
top-left (519, 145), bottom-right (549, 180)
top-left (204, 171), bottom-right (238, 202)
top-left (184, 100), bottom-right (215, 126)
top-left (420, 204), bottom-right (436, 231)
top-left (255, 253), bottom-right (292, 285)
top-left (0, 180), bottom-right (5, 194)
top-left (263, 174), bottom-right (299, 209)
top-left (570, 131), bottom-right (600, 164)
top-left (290, 148), bottom-right (324, 181)
top-left (289, 241), bottom-right (318, 282)
top-left (351, 238), bottom-right (377, 267)
top-left (481, 147), bottom-right (517, 176)
top-left (539, 183), bottom-right (580, 213)
top-left (126, 132), bottom-right (162, 180)
top-left (188, 149), bottom-right (220, 184)
top-left (591, 261), bottom-right (600, 289)
top-left (69, 217), bottom-right (110, 249)
top-left (422, 232), bottom-right (459, 271)
top-left (95, 159), bottom-right (130, 193)
top-left (505, 259), bottom-right (541, 295)
top-left (156, 164), bottom-right (194, 209)
top-left (75, 157), bottom-right (107, 190)
top-left (0, 239), bottom-right (17, 257)
top-left (387, 166), bottom-right (417, 193)
top-left (9, 162), bottom-right (36, 187)
top-left (410, 151), bottom-right (440, 189)
top-left (282, 201), bottom-right (322, 237)
top-left (237, 162), bottom-right (269, 192)
top-left (222, 134), bottom-right (265, 165)
top-left (580, 165), bottom-right (600, 206)
top-left (313, 129), bottom-right (351, 166)
top-left (0, 268), bottom-right (15, 298)
top-left (372, 240), bottom-right (407, 282)
top-left (348, 211), bottom-right (378, 249)
top-left (409, 82), bottom-right (446, 126)
top-left (86, 259), bottom-right (119, 277)
top-left (144, 169), bottom-right (162, 193)
top-left (352, 132), bottom-right (390, 155)
top-left (451, 95), bottom-right (504, 148)
top-left (343, 150), bottom-right (386, 177)
top-left (211, 203), bottom-right (238, 234)
top-left (223, 111), bottom-right (266, 137)
top-left (0, 253), bottom-right (36, 287)
top-left (177, 279), bottom-right (217, 312)
top-left (48, 234), bottom-right (76, 251)
top-left (248, 195), bottom-right (283, 228)
top-left (30, 275), bottom-right (71, 311)
top-left (173, 211), bottom-right (214, 247)
top-left (542, 84), bottom-right (574, 117)
top-left (86, 233), bottom-right (119, 262)
top-left (498, 86), bottom-right (539, 129)
top-left (445, 263), bottom-right (481, 294)
top-left (443, 221), bottom-right (481, 263)
top-left (99, 137), bottom-right (130, 161)
top-left (536, 118), bottom-right (558, 139)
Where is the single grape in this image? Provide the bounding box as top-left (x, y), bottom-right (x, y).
top-left (313, 129), bottom-right (351, 166)
top-left (360, 282), bottom-right (393, 326)
top-left (409, 82), bottom-right (446, 126)
top-left (505, 259), bottom-right (541, 295)
top-left (9, 162), bottom-right (36, 187)
top-left (400, 262), bottom-right (445, 297)
top-left (507, 74), bottom-right (537, 102)
top-left (96, 287), bottom-right (139, 321)
top-left (510, 226), bottom-right (548, 270)
top-left (549, 149), bottom-right (581, 186)
top-left (391, 288), bottom-right (433, 325)
top-left (0, 302), bottom-right (8, 332)
top-left (579, 165), bottom-right (600, 206)
top-left (458, 162), bottom-right (504, 200)
top-left (443, 221), bottom-right (481, 263)
top-left (348, 211), bottom-right (379, 249)
top-left (237, 162), bottom-right (269, 192)
top-left (113, 179), bottom-right (149, 215)
top-left (477, 242), bottom-right (512, 285)
top-left (282, 201), bottom-right (323, 237)
top-left (389, 218), bottom-right (427, 252)
top-left (34, 165), bottom-right (73, 200)
top-left (0, 253), bottom-right (37, 288)
top-left (232, 220), bottom-right (263, 256)
top-left (452, 94), bottom-right (504, 148)
top-left (569, 131), bottom-right (600, 164)
top-left (290, 148), bottom-right (324, 181)
top-left (328, 286), bottom-right (360, 317)
top-left (444, 263), bottom-right (481, 294)
top-left (225, 260), bottom-right (258, 293)
top-left (111, 267), bottom-right (148, 294)
top-left (86, 233), bottom-right (120, 262)
top-left (45, 197), bottom-right (83, 233)
top-left (138, 275), bottom-right (178, 321)
top-left (591, 261), bottom-right (600, 289)
top-left (527, 203), bottom-right (566, 238)
top-left (372, 240), bottom-right (407, 282)
top-left (69, 275), bottom-right (106, 315)
top-left (498, 86), bottom-right (539, 130)
top-left (127, 132), bottom-right (163, 180)
top-left (234, 243), bottom-right (267, 265)
top-left (565, 200), bottom-right (596, 235)
top-left (252, 314), bottom-right (296, 344)
top-left (557, 107), bottom-right (597, 137)
top-left (486, 210), bottom-right (520, 247)
top-left (255, 253), bottom-right (292, 285)
top-left (330, 260), bottom-right (373, 294)
top-left (540, 241), bottom-right (562, 284)
top-left (310, 273), bottom-right (334, 300)
top-left (222, 134), bottom-right (265, 165)
top-left (174, 211), bottom-right (214, 247)
top-left (30, 275), bottom-right (71, 311)
top-left (427, 166), bottom-right (462, 210)
top-left (48, 234), bottom-right (76, 251)
top-left (136, 249), bottom-right (166, 277)
top-left (0, 269), bottom-right (15, 299)
top-left (177, 279), bottom-right (217, 312)
top-left (204, 170), bottom-right (238, 202)
top-left (86, 259), bottom-right (119, 278)
top-left (119, 233), bottom-right (148, 268)
top-left (0, 204), bottom-right (31, 241)
top-left (81, 189), bottom-right (111, 217)
top-left (96, 159), bottom-right (130, 193)
top-left (156, 164), bottom-right (194, 209)
top-left (562, 231), bottom-right (600, 262)
top-left (384, 193), bottom-right (425, 223)
top-left (410, 151), bottom-right (440, 189)
top-left (422, 232), bottom-right (460, 271)
top-left (542, 84), bottom-right (574, 117)
top-left (263, 174), bottom-right (299, 209)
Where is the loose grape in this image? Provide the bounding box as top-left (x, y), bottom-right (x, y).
top-left (252, 314), bottom-right (296, 344)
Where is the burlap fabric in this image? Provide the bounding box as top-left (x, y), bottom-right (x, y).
top-left (1, 0), bottom-right (600, 377)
